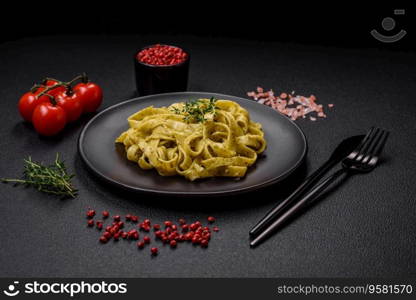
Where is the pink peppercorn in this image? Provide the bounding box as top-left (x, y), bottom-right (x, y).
top-left (207, 216), bottom-right (215, 223)
top-left (128, 229), bottom-right (139, 240)
top-left (102, 211), bottom-right (109, 218)
top-left (137, 44), bottom-right (188, 66)
top-left (168, 233), bottom-right (177, 241)
top-left (137, 241), bottom-right (145, 249)
top-left (143, 236), bottom-right (151, 244)
top-left (86, 209), bottom-right (95, 219)
top-left (150, 247), bottom-right (158, 255)
top-left (96, 221), bottom-right (103, 230)
top-left (140, 223), bottom-right (150, 232)
top-left (87, 219), bottom-right (94, 227)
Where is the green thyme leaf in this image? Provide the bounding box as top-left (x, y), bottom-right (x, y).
top-left (172, 97), bottom-right (218, 123)
top-left (1, 153), bottom-right (77, 198)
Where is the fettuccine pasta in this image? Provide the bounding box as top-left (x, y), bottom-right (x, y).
top-left (115, 99), bottom-right (266, 181)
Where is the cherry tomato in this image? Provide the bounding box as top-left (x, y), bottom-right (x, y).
top-left (73, 82), bottom-right (103, 113)
top-left (45, 80), bottom-right (66, 97)
top-left (55, 91), bottom-right (83, 122)
top-left (32, 102), bottom-right (67, 136)
top-left (18, 91), bottom-right (50, 122)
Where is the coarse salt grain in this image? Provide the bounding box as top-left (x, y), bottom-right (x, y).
top-left (247, 87), bottom-right (331, 121)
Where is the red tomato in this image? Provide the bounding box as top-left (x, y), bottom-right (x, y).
top-left (55, 91), bottom-right (83, 122)
top-left (18, 91), bottom-right (50, 122)
top-left (45, 80), bottom-right (66, 97)
top-left (73, 82), bottom-right (103, 113)
top-left (32, 102), bottom-right (67, 136)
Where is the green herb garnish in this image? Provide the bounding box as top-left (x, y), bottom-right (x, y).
top-left (172, 97), bottom-right (218, 123)
top-left (1, 154), bottom-right (77, 198)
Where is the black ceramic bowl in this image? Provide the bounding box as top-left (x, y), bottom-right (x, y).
top-left (134, 44), bottom-right (190, 96)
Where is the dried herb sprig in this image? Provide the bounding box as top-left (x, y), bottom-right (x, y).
top-left (1, 154), bottom-right (77, 198)
top-left (172, 97), bottom-right (217, 123)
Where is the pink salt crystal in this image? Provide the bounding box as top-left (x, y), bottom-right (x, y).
top-left (246, 87), bottom-right (331, 122)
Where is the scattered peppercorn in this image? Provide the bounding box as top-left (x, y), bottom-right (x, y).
top-left (84, 209), bottom-right (217, 256)
top-left (96, 221), bottom-right (103, 230)
top-left (201, 239), bottom-right (209, 248)
top-left (103, 231), bottom-right (112, 239)
top-left (86, 209), bottom-right (95, 219)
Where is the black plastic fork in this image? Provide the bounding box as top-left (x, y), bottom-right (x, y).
top-left (250, 127), bottom-right (390, 247)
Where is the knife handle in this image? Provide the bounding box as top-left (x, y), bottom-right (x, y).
top-left (250, 168), bottom-right (347, 247)
top-left (249, 159), bottom-right (334, 237)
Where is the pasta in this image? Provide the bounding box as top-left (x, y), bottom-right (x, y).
top-left (115, 98), bottom-right (266, 181)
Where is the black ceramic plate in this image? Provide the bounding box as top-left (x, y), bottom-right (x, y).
top-left (78, 92), bottom-right (307, 196)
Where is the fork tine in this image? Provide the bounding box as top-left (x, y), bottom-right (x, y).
top-left (349, 127), bottom-right (374, 158)
top-left (360, 129), bottom-right (386, 164)
top-left (367, 129), bottom-right (387, 156)
top-left (372, 130), bottom-right (389, 157)
top-left (355, 128), bottom-right (380, 161)
top-left (365, 128), bottom-right (386, 156)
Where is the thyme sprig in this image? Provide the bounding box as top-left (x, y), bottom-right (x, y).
top-left (1, 154), bottom-right (77, 198)
top-left (172, 97), bottom-right (218, 123)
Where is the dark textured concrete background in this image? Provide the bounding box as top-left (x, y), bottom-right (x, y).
top-left (0, 35), bottom-right (415, 277)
